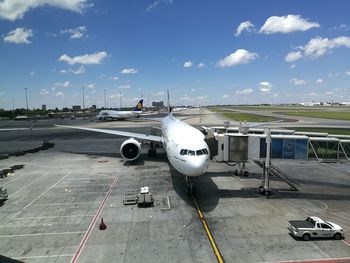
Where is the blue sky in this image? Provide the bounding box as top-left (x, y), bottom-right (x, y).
top-left (1, 0), bottom-right (350, 109)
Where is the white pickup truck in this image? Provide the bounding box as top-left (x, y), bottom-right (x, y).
top-left (288, 216), bottom-right (344, 241)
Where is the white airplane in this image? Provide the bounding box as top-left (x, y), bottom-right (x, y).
top-left (56, 93), bottom-right (210, 194)
top-left (97, 99), bottom-right (144, 121)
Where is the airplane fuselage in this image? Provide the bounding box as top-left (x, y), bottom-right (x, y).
top-left (97, 110), bottom-right (141, 120)
top-left (161, 115), bottom-right (210, 177)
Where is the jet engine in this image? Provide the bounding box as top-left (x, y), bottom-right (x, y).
top-left (120, 138), bottom-right (141, 161)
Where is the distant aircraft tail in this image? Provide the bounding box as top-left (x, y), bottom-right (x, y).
top-left (133, 99), bottom-right (143, 111)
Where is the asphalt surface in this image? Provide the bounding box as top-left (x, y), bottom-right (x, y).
top-left (0, 108), bottom-right (349, 263)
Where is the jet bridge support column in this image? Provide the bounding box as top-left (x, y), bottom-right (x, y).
top-left (262, 128), bottom-right (271, 196)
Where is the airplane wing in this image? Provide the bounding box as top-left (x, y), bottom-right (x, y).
top-left (55, 125), bottom-right (163, 143)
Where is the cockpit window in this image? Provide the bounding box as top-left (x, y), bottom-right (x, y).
top-left (202, 148), bottom-right (209, 155)
top-left (188, 150), bottom-right (195, 156)
top-left (180, 149), bottom-right (188, 155)
top-left (196, 150), bottom-right (203, 155)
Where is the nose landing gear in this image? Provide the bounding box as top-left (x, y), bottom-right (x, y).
top-left (185, 176), bottom-right (196, 195)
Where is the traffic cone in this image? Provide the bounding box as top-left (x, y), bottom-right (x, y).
top-left (99, 217), bottom-right (107, 230)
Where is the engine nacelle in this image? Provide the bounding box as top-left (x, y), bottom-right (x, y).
top-left (120, 138), bottom-right (141, 161)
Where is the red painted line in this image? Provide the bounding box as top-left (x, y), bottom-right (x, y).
top-left (71, 177), bottom-right (118, 263)
top-left (278, 257), bottom-right (350, 263)
top-left (343, 240), bottom-right (350, 247)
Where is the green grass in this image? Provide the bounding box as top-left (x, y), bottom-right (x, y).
top-left (292, 127), bottom-right (350, 135)
top-left (279, 111), bottom-right (350, 121)
top-left (208, 107), bottom-right (276, 122)
top-left (221, 112), bottom-right (276, 122)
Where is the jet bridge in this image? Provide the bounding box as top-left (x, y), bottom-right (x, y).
top-left (206, 129), bottom-right (350, 196)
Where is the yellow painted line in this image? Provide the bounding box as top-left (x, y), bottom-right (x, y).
top-left (192, 196), bottom-right (224, 263)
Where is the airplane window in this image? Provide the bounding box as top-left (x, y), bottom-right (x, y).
top-left (202, 149), bottom-right (208, 154)
top-left (188, 150), bottom-right (195, 156)
top-left (196, 150), bottom-right (203, 155)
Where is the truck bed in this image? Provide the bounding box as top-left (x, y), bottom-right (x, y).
top-left (289, 220), bottom-right (314, 229)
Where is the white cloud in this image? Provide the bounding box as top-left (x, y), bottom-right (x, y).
top-left (61, 26), bottom-right (87, 39)
top-left (259, 82), bottom-right (272, 93)
top-left (316, 78), bottom-right (323, 83)
top-left (190, 88), bottom-right (195, 92)
top-left (110, 76), bottom-right (118, 80)
top-left (118, 85), bottom-right (131, 89)
top-left (183, 61), bottom-right (193, 68)
top-left (179, 95), bottom-right (192, 101)
top-left (70, 65), bottom-right (85, 74)
top-left (196, 95), bottom-right (208, 100)
top-left (91, 89), bottom-right (96, 94)
top-left (235, 88), bottom-right (253, 95)
top-left (325, 91), bottom-right (334, 95)
top-left (285, 36), bottom-right (350, 62)
top-left (235, 21), bottom-right (255, 36)
top-left (53, 91), bottom-right (64, 97)
top-left (153, 91), bottom-right (164, 96)
top-left (54, 81), bottom-right (70, 88)
top-left (345, 71), bottom-right (350, 76)
top-left (222, 94), bottom-right (229, 98)
top-left (290, 64), bottom-right (296, 69)
top-left (30, 71), bottom-right (35, 76)
top-left (58, 51), bottom-right (108, 65)
top-left (290, 78), bottom-right (306, 85)
top-left (285, 51), bottom-right (302, 62)
top-left (3, 28), bottom-right (33, 44)
top-left (146, 0), bottom-right (173, 12)
top-left (217, 49), bottom-right (258, 67)
top-left (259, 15), bottom-right (319, 34)
top-left (328, 72), bottom-right (339, 78)
top-left (0, 0), bottom-right (90, 21)
top-left (87, 83), bottom-right (95, 89)
top-left (198, 63), bottom-right (205, 68)
top-left (40, 89), bottom-right (49, 95)
top-left (121, 68), bottom-right (138, 74)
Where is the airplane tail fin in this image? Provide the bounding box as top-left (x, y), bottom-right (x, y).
top-left (133, 99), bottom-right (143, 111)
top-left (167, 90), bottom-right (172, 116)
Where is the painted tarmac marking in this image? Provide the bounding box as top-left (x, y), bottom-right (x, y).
top-left (192, 196), bottom-right (224, 263)
top-left (54, 183), bottom-right (111, 188)
top-left (9, 172), bottom-right (49, 198)
top-left (342, 239), bottom-right (350, 247)
top-left (45, 191), bottom-right (101, 196)
top-left (277, 257), bottom-right (350, 263)
top-left (31, 201), bottom-right (101, 206)
top-left (63, 177), bottom-right (114, 181)
top-left (0, 171), bottom-right (71, 227)
top-left (71, 177), bottom-right (118, 263)
top-left (0, 172), bottom-right (27, 187)
top-left (13, 215), bottom-right (96, 220)
top-left (14, 254), bottom-right (74, 260)
top-left (0, 231), bottom-right (85, 238)
top-left (21, 162), bottom-right (61, 169)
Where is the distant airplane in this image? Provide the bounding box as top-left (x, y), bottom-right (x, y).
top-left (97, 99), bottom-right (144, 121)
top-left (57, 93), bottom-right (210, 194)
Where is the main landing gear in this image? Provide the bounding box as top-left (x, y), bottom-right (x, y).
top-left (186, 176), bottom-right (196, 195)
top-left (148, 142), bottom-right (157, 156)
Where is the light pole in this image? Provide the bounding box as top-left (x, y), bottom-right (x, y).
top-left (82, 87), bottom-right (85, 120)
top-left (104, 89), bottom-right (107, 109)
top-left (119, 91), bottom-right (122, 109)
top-left (24, 88), bottom-right (29, 117)
top-left (12, 97), bottom-right (15, 111)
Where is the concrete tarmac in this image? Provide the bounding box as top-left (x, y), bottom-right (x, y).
top-left (0, 108), bottom-right (349, 263)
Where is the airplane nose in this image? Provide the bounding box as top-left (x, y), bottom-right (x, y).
top-left (186, 157), bottom-right (209, 176)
